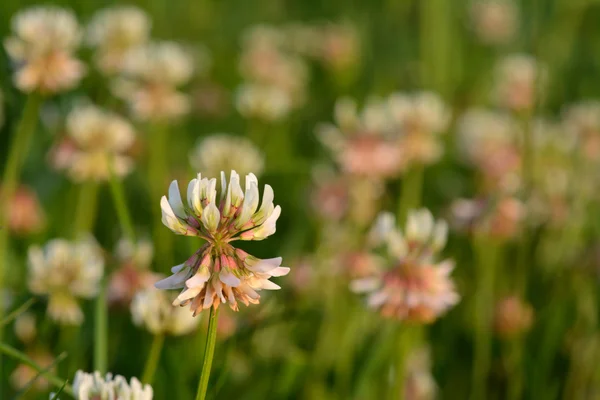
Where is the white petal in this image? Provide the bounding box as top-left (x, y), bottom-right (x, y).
top-left (168, 180), bottom-right (186, 219)
top-left (269, 266), bottom-right (290, 277)
top-left (367, 291), bottom-right (389, 308)
top-left (350, 278), bottom-right (380, 293)
top-left (201, 203), bottom-right (220, 232)
top-left (155, 269), bottom-right (190, 289)
top-left (219, 270), bottom-right (241, 287)
top-left (260, 279), bottom-right (281, 290)
top-left (186, 268), bottom-right (211, 288)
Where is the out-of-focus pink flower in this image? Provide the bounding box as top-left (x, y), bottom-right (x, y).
top-left (470, 0), bottom-right (519, 45)
top-left (494, 296), bottom-right (534, 338)
top-left (1, 185), bottom-right (46, 236)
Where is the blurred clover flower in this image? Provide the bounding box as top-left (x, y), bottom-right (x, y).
top-left (494, 296), bottom-right (534, 338)
top-left (87, 6), bottom-right (151, 75)
top-left (450, 196), bottom-right (525, 240)
top-left (404, 347), bottom-right (437, 400)
top-left (108, 238), bottom-right (159, 306)
top-left (131, 286), bottom-right (199, 335)
top-left (14, 311), bottom-right (37, 344)
top-left (388, 91), bottom-right (450, 166)
top-left (72, 370), bottom-right (153, 400)
top-left (563, 101), bottom-right (600, 162)
top-left (155, 170), bottom-right (289, 315)
top-left (52, 103), bottom-right (136, 182)
top-left (11, 349), bottom-right (55, 392)
top-left (494, 54), bottom-right (546, 113)
top-left (351, 210), bottom-right (459, 323)
top-left (0, 184), bottom-right (46, 236)
top-left (470, 0), bottom-right (519, 45)
top-left (235, 83), bottom-right (292, 122)
top-left (27, 237), bottom-right (104, 325)
top-left (114, 41), bottom-right (196, 121)
top-left (189, 134), bottom-right (265, 178)
top-left (457, 108), bottom-right (522, 194)
top-left (4, 6), bottom-right (85, 94)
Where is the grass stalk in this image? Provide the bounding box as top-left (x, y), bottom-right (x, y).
top-left (195, 306), bottom-right (220, 400)
top-left (142, 334), bottom-right (165, 384)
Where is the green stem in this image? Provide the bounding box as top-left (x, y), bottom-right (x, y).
top-left (195, 306), bottom-right (220, 400)
top-left (94, 282), bottom-right (108, 374)
top-left (505, 337), bottom-right (524, 400)
top-left (471, 237), bottom-right (500, 400)
top-left (397, 164), bottom-right (425, 224)
top-left (0, 93), bottom-right (41, 392)
top-left (391, 325), bottom-right (415, 400)
top-left (73, 182), bottom-right (100, 236)
top-left (0, 342), bottom-right (73, 396)
top-left (142, 334), bottom-right (165, 384)
top-left (108, 163), bottom-right (136, 243)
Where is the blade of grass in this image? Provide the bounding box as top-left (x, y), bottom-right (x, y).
top-left (0, 298), bottom-right (36, 326)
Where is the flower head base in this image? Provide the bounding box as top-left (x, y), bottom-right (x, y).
top-left (72, 370), bottom-right (153, 400)
top-left (131, 286), bottom-right (199, 335)
top-left (156, 171), bottom-right (288, 315)
top-left (352, 210), bottom-right (459, 323)
top-left (55, 104), bottom-right (136, 182)
top-left (189, 134), bottom-right (265, 178)
top-left (27, 237), bottom-right (104, 325)
top-left (4, 6), bottom-right (85, 93)
top-left (87, 6), bottom-right (151, 75)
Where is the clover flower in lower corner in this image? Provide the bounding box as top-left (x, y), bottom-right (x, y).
top-left (27, 237), bottom-right (104, 325)
top-left (155, 170), bottom-right (289, 316)
top-left (72, 370), bottom-right (153, 400)
top-left (351, 209), bottom-right (459, 323)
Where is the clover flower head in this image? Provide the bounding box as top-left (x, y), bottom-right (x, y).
top-left (155, 170), bottom-right (289, 315)
top-left (563, 101), bottom-right (600, 162)
top-left (131, 286), bottom-right (199, 335)
top-left (189, 134), bottom-right (265, 179)
top-left (470, 0), bottom-right (519, 45)
top-left (352, 210), bottom-right (459, 323)
top-left (87, 6), bottom-right (151, 74)
top-left (56, 103), bottom-right (136, 182)
top-left (27, 237), bottom-right (104, 325)
top-left (4, 6), bottom-right (85, 93)
top-left (72, 370), bottom-right (153, 400)
top-left (494, 53), bottom-right (546, 112)
top-left (494, 296), bottom-right (534, 338)
top-left (0, 184), bottom-right (46, 236)
top-left (235, 83), bottom-right (292, 121)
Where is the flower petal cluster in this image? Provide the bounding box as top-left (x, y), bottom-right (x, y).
top-left (155, 170), bottom-right (289, 315)
top-left (131, 286), bottom-right (199, 335)
top-left (87, 6), bottom-right (151, 74)
top-left (494, 53), bottom-right (546, 112)
top-left (351, 210), bottom-right (459, 323)
top-left (470, 0), bottom-right (519, 45)
top-left (27, 237), bottom-right (104, 325)
top-left (55, 104), bottom-right (136, 182)
top-left (4, 6), bottom-right (85, 93)
top-left (72, 370), bottom-right (153, 400)
top-left (189, 134), bottom-right (265, 179)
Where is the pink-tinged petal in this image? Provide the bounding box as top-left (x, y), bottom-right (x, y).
top-left (186, 268), bottom-right (211, 288)
top-left (203, 285), bottom-right (214, 309)
top-left (219, 270), bottom-right (241, 287)
top-left (212, 279), bottom-right (226, 303)
top-left (269, 267), bottom-right (290, 277)
top-left (175, 287), bottom-right (202, 304)
top-left (260, 279), bottom-right (281, 290)
top-left (238, 283), bottom-right (260, 299)
top-left (246, 257), bottom-right (282, 273)
top-left (350, 278), bottom-right (380, 293)
top-left (367, 291), bottom-right (389, 307)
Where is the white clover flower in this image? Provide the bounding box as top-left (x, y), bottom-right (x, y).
top-left (131, 286), bottom-right (199, 335)
top-left (155, 170), bottom-right (289, 315)
top-left (114, 41), bottom-right (196, 121)
top-left (470, 0), bottom-right (519, 45)
top-left (72, 370), bottom-right (153, 400)
top-left (351, 210), bottom-right (458, 323)
top-left (4, 6), bottom-right (85, 93)
top-left (563, 101), bottom-right (600, 162)
top-left (189, 134), bottom-right (265, 178)
top-left (27, 237), bottom-right (104, 325)
top-left (116, 238), bottom-right (154, 270)
top-left (235, 83), bottom-right (292, 121)
top-left (14, 312), bottom-right (37, 344)
top-left (56, 103), bottom-right (135, 182)
top-left (87, 6), bottom-right (151, 74)
top-left (494, 54), bottom-right (546, 112)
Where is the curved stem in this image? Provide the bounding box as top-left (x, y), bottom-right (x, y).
top-left (195, 306), bottom-right (220, 400)
top-left (142, 334), bottom-right (165, 384)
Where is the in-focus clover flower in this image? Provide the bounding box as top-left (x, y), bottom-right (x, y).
top-left (87, 6), bottom-right (151, 75)
top-left (114, 41), bottom-right (196, 121)
top-left (27, 237), bottom-right (104, 325)
top-left (494, 54), bottom-right (546, 113)
top-left (470, 0), bottom-right (519, 45)
top-left (53, 103), bottom-right (136, 182)
top-left (72, 370), bottom-right (153, 400)
top-left (131, 286), bottom-right (199, 335)
top-left (351, 210), bottom-right (459, 323)
top-left (155, 170), bottom-right (289, 315)
top-left (189, 134), bottom-right (265, 178)
top-left (4, 6), bottom-right (85, 94)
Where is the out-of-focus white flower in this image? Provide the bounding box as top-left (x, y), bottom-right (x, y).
top-left (470, 0), bottom-right (519, 45)
top-left (14, 312), bottom-right (37, 344)
top-left (131, 286), bottom-right (199, 335)
top-left (53, 103), bottom-right (135, 182)
top-left (114, 41), bottom-right (196, 121)
top-left (27, 237), bottom-right (104, 325)
top-left (351, 210), bottom-right (459, 323)
top-left (72, 370), bottom-right (153, 400)
top-left (155, 170), bottom-right (289, 315)
top-left (450, 196), bottom-right (525, 240)
top-left (494, 54), bottom-right (546, 112)
top-left (404, 347), bottom-right (437, 400)
top-left (563, 101), bottom-right (600, 162)
top-left (189, 134), bottom-right (265, 178)
top-left (87, 6), bottom-right (151, 74)
top-left (235, 83), bottom-right (292, 121)
top-left (388, 91), bottom-right (450, 165)
top-left (4, 6), bottom-right (85, 93)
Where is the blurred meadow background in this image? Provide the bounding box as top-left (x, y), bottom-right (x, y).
top-left (1, 0), bottom-right (600, 399)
